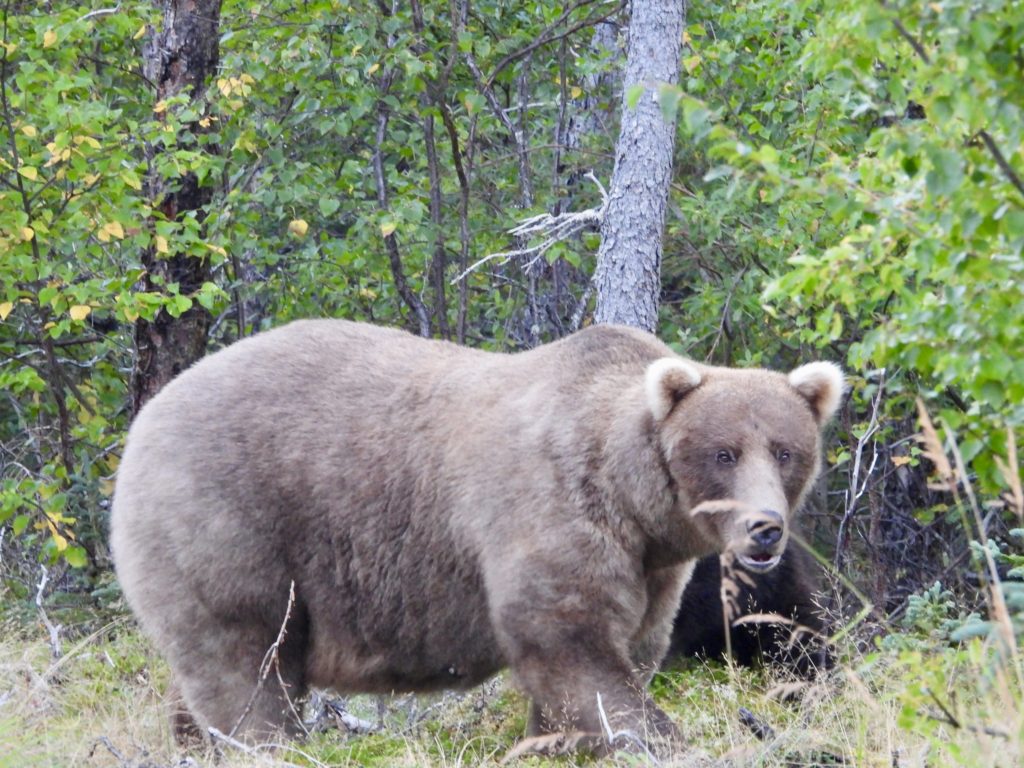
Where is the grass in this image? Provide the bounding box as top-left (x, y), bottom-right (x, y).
top-left (1, 610), bottom-right (1022, 768)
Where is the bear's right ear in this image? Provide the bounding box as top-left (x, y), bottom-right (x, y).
top-left (645, 358), bottom-right (702, 422)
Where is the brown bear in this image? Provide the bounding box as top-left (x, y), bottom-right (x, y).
top-left (669, 542), bottom-right (831, 678)
top-left (110, 320), bottom-right (843, 754)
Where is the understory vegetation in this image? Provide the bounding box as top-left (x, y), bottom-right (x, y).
top-left (2, 0), bottom-right (1023, 764)
top-left (2, 610), bottom-right (1022, 767)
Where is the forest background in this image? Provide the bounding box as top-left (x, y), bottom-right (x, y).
top-left (1, 0), bottom-right (1023, 766)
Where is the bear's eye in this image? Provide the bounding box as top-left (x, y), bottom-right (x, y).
top-left (776, 449), bottom-right (791, 464)
top-left (716, 449), bottom-right (736, 465)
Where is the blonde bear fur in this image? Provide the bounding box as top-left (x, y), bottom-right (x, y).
top-left (110, 320), bottom-right (843, 753)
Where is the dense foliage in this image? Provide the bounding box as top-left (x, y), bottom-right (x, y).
top-left (0, 0), bottom-right (1021, 624)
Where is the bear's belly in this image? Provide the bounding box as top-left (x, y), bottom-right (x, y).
top-left (306, 627), bottom-right (505, 694)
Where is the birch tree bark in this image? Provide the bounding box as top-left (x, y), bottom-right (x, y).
top-left (593, 0), bottom-right (684, 332)
top-left (131, 0), bottom-right (222, 413)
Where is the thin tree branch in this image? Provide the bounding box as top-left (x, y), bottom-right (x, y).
top-left (978, 129), bottom-right (1024, 200)
top-left (373, 106), bottom-right (431, 337)
top-left (35, 565), bottom-right (62, 661)
top-left (441, 1), bottom-right (476, 344)
top-left (411, 0), bottom-right (450, 338)
top-left (483, 0), bottom-right (625, 89)
top-left (464, 51), bottom-right (534, 208)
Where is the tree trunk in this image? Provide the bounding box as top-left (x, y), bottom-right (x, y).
top-left (593, 0), bottom-right (684, 332)
top-left (131, 0), bottom-right (222, 414)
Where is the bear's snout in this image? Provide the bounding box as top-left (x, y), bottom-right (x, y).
top-left (736, 509), bottom-right (786, 573)
top-left (746, 511), bottom-right (784, 549)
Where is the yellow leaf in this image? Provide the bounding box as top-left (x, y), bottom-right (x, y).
top-left (683, 54), bottom-right (702, 73)
top-left (17, 166), bottom-right (38, 181)
top-left (43, 28), bottom-right (57, 48)
top-left (153, 100), bottom-right (168, 114)
top-left (46, 521), bottom-right (68, 552)
top-left (123, 306), bottom-right (139, 323)
top-left (288, 219), bottom-right (309, 237)
top-left (103, 221), bottom-right (125, 240)
top-left (367, 62), bottom-right (380, 75)
top-left (570, 86), bottom-right (582, 99)
top-left (205, 243), bottom-right (227, 257)
top-left (20, 226), bottom-right (34, 241)
top-left (43, 321), bottom-right (55, 330)
top-left (99, 477), bottom-right (116, 496)
top-left (891, 455), bottom-right (913, 467)
top-left (0, 301), bottom-right (13, 321)
top-left (240, 73), bottom-right (256, 85)
top-left (69, 305), bottom-right (91, 322)
top-left (134, 24), bottom-right (147, 40)
top-left (380, 221), bottom-right (397, 238)
top-left (155, 235), bottom-right (170, 254)
top-left (20, 125), bottom-right (37, 138)
top-left (74, 135), bottom-right (101, 149)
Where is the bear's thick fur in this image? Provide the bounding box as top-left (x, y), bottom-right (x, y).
top-left (110, 320), bottom-right (843, 752)
top-left (669, 543), bottom-right (831, 677)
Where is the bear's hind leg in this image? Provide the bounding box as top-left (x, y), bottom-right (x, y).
top-left (167, 608), bottom-right (310, 745)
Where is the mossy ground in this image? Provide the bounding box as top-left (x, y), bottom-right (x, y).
top-left (1, 615), bottom-right (1021, 767)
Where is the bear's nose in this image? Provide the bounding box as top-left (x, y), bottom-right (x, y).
top-left (747, 510), bottom-right (784, 549)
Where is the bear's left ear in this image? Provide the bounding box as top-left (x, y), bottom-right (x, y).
top-left (645, 358), bottom-right (702, 422)
top-left (788, 361), bottom-right (845, 424)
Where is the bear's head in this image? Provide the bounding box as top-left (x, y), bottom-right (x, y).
top-left (645, 358), bottom-right (844, 570)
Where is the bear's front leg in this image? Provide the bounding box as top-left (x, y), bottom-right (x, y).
top-left (491, 562), bottom-right (681, 757)
top-left (629, 562), bottom-right (696, 681)
top-left (509, 621), bottom-right (680, 756)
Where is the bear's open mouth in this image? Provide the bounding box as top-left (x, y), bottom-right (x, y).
top-left (737, 552), bottom-right (782, 572)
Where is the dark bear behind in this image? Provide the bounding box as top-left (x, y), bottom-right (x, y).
top-left (669, 542), bottom-right (831, 678)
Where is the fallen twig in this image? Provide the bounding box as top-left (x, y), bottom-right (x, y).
top-left (922, 686), bottom-right (1009, 740)
top-left (323, 697), bottom-right (377, 734)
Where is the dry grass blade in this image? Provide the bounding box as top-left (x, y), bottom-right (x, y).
top-left (947, 430), bottom-right (1019, 662)
top-left (719, 552), bottom-right (740, 661)
top-left (994, 428), bottom-right (1023, 521)
top-left (765, 681), bottom-right (810, 701)
top-left (915, 397), bottom-right (957, 492)
top-left (500, 730), bottom-right (599, 762)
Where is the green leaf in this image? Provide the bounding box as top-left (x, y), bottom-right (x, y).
top-left (319, 196), bottom-right (340, 217)
top-left (656, 83), bottom-right (682, 123)
top-left (924, 147), bottom-right (964, 197)
top-left (64, 543), bottom-right (88, 568)
top-left (625, 84), bottom-right (645, 110)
